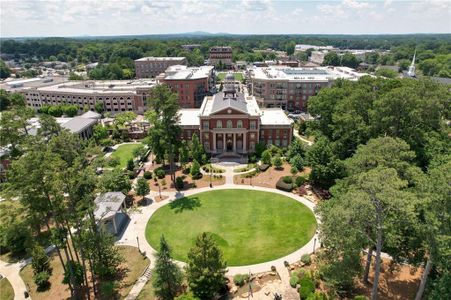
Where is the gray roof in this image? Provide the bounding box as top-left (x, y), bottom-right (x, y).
top-left (81, 110), bottom-right (102, 119)
top-left (61, 117), bottom-right (97, 133)
top-left (210, 92), bottom-right (248, 115)
top-left (94, 192), bottom-right (126, 220)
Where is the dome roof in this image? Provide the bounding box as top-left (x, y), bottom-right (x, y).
top-left (225, 73), bottom-right (235, 81)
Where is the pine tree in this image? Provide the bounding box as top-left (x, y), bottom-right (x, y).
top-left (152, 235), bottom-right (183, 300)
top-left (185, 232), bottom-right (227, 300)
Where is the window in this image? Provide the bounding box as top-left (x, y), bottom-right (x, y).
top-left (250, 121), bottom-right (257, 130)
top-left (237, 120), bottom-right (243, 128)
top-left (227, 120), bottom-right (233, 128)
top-left (216, 120), bottom-right (222, 128)
top-left (203, 122), bottom-right (209, 130)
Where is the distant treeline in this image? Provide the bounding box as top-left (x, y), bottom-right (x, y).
top-left (1, 34), bottom-right (450, 78)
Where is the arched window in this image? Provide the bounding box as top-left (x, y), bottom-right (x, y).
top-left (227, 120), bottom-right (233, 128)
top-left (237, 120), bottom-right (243, 128)
top-left (216, 120), bottom-right (222, 128)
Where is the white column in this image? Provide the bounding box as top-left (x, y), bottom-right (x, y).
top-left (243, 132), bottom-right (247, 152)
top-left (213, 133), bottom-right (216, 152)
top-left (233, 133), bottom-right (236, 152)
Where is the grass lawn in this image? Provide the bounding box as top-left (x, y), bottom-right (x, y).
top-left (110, 143), bottom-right (142, 169)
top-left (20, 245), bottom-right (149, 300)
top-left (217, 72), bottom-right (244, 82)
top-left (116, 246), bottom-right (150, 299)
top-left (146, 189), bottom-right (316, 266)
top-left (0, 278), bottom-right (14, 300)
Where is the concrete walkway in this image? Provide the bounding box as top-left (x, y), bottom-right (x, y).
top-left (0, 260), bottom-right (28, 300)
top-left (293, 130), bottom-right (314, 146)
top-left (117, 183), bottom-right (319, 299)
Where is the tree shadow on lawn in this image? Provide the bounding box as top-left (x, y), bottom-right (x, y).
top-left (169, 197), bottom-right (201, 213)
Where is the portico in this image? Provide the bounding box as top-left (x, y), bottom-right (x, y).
top-left (212, 131), bottom-right (247, 153)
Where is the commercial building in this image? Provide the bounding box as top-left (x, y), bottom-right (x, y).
top-left (134, 57), bottom-right (187, 78)
top-left (248, 66), bottom-right (369, 111)
top-left (157, 65), bottom-right (215, 108)
top-left (209, 46), bottom-right (233, 67)
top-left (179, 74), bottom-right (293, 154)
top-left (295, 44), bottom-right (337, 53)
top-left (21, 79), bottom-right (157, 114)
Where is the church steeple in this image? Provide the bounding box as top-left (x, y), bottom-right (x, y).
top-left (407, 50), bottom-right (416, 78)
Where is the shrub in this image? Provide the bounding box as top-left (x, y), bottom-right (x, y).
top-left (296, 176), bottom-right (306, 187)
top-left (282, 176), bottom-right (293, 184)
top-left (306, 291), bottom-right (328, 300)
top-left (126, 158), bottom-right (135, 171)
top-left (272, 155), bottom-right (283, 169)
top-left (290, 166), bottom-right (298, 175)
top-left (108, 156), bottom-right (120, 167)
top-left (31, 245), bottom-right (50, 275)
top-left (143, 171), bottom-right (152, 179)
top-left (276, 177), bottom-right (293, 192)
top-left (99, 281), bottom-right (117, 299)
top-left (289, 275), bottom-right (299, 288)
top-left (261, 150), bottom-right (271, 165)
top-left (299, 276), bottom-right (315, 299)
top-left (190, 160), bottom-right (201, 179)
top-left (259, 164), bottom-right (270, 172)
top-left (154, 168), bottom-right (166, 179)
top-left (233, 274), bottom-right (249, 287)
top-left (175, 176), bottom-right (184, 189)
top-left (33, 271), bottom-right (50, 289)
top-left (127, 170), bottom-right (135, 179)
top-left (301, 254), bottom-right (312, 265)
top-left (271, 265), bottom-right (276, 272)
top-left (284, 261), bottom-right (289, 267)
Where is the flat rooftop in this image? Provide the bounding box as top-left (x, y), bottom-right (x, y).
top-left (36, 79), bottom-right (157, 94)
top-left (135, 56), bottom-right (186, 62)
top-left (164, 65), bottom-right (213, 80)
top-left (0, 76), bottom-right (68, 92)
top-left (250, 66), bottom-right (370, 82)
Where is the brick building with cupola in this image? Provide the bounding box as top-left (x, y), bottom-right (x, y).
top-left (179, 73), bottom-right (293, 155)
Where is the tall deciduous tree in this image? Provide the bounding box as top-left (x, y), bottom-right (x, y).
top-left (136, 177), bottom-right (150, 202)
top-left (152, 235), bottom-right (183, 300)
top-left (145, 84), bottom-right (181, 186)
top-left (185, 232), bottom-right (227, 300)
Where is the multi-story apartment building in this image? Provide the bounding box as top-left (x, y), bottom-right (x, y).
top-left (209, 46), bottom-right (232, 67)
top-left (178, 74), bottom-right (293, 154)
top-left (20, 79), bottom-right (157, 114)
top-left (134, 57), bottom-right (187, 78)
top-left (157, 65), bottom-right (215, 108)
top-left (248, 66), bottom-right (369, 111)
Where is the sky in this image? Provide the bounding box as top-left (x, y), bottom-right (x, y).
top-left (1, 0), bottom-right (450, 38)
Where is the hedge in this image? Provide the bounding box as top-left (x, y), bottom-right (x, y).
top-left (276, 177), bottom-right (293, 192)
top-left (283, 176), bottom-right (293, 184)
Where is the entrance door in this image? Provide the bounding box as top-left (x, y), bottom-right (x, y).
top-left (226, 139), bottom-right (233, 151)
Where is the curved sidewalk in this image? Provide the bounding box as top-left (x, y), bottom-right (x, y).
top-left (117, 183), bottom-right (319, 276)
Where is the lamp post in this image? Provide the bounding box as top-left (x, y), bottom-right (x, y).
top-left (136, 236), bottom-right (140, 253)
top-left (313, 238), bottom-right (317, 253)
top-left (209, 162), bottom-right (212, 188)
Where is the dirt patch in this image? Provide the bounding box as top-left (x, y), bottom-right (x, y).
top-left (353, 258), bottom-right (422, 300)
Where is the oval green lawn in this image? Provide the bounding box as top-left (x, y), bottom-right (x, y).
top-left (145, 189), bottom-right (317, 266)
